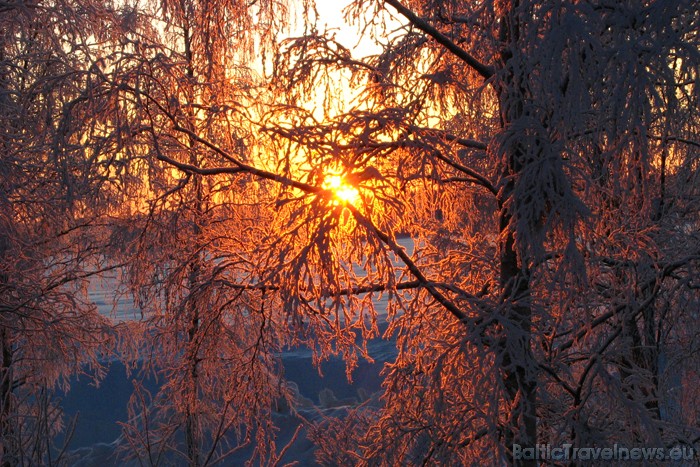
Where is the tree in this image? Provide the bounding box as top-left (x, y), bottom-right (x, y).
top-left (101, 0), bottom-right (700, 465)
top-left (267, 0), bottom-right (700, 464)
top-left (13, 0), bottom-right (689, 464)
top-left (0, 1), bottom-right (124, 464)
top-left (92, 0), bottom-right (305, 464)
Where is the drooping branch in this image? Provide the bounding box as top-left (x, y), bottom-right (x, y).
top-left (430, 150), bottom-right (497, 195)
top-left (346, 204), bottom-right (472, 325)
top-left (407, 126), bottom-right (488, 151)
top-left (383, 0), bottom-right (495, 80)
top-left (555, 254), bottom-right (700, 354)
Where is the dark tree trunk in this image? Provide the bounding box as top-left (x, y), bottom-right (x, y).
top-left (498, 175), bottom-right (538, 466)
top-left (496, 2), bottom-right (538, 464)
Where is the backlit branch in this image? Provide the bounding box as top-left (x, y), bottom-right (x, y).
top-left (408, 126), bottom-right (488, 151)
top-left (346, 204), bottom-right (472, 325)
top-left (123, 83), bottom-right (323, 195)
top-left (384, 0), bottom-right (495, 80)
top-left (430, 150), bottom-right (497, 195)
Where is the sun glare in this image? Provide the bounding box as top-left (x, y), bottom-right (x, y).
top-left (322, 174), bottom-right (360, 206)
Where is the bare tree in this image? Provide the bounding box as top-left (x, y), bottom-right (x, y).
top-left (0, 1), bottom-right (127, 464)
top-left (265, 0), bottom-right (700, 464)
top-left (91, 0), bottom-right (306, 465)
top-left (98, 0), bottom-right (700, 465)
top-left (50, 0), bottom-right (700, 464)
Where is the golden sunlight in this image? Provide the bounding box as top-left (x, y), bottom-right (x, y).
top-left (322, 173), bottom-right (360, 206)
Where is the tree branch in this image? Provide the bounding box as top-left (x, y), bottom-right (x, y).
top-left (384, 0), bottom-right (495, 80)
top-left (648, 134), bottom-right (700, 149)
top-left (347, 205), bottom-right (472, 325)
top-left (159, 127), bottom-right (322, 195)
top-left (431, 150), bottom-right (497, 195)
top-left (408, 126), bottom-right (488, 151)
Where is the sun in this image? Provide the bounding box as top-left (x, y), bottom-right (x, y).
top-left (322, 173), bottom-right (360, 206)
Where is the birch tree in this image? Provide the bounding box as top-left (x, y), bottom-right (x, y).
top-left (92, 0), bottom-right (309, 464)
top-left (107, 0), bottom-right (700, 465)
top-left (267, 0), bottom-right (700, 464)
top-left (75, 0), bottom-right (700, 464)
top-left (0, 1), bottom-right (125, 464)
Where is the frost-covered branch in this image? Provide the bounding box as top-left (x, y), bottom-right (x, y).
top-left (383, 0), bottom-right (495, 80)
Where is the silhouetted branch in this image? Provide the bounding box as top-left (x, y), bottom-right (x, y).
top-left (384, 0), bottom-right (495, 80)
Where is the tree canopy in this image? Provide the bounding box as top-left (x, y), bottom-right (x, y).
top-left (1, 0), bottom-right (699, 465)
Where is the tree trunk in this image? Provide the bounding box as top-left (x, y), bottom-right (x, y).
top-left (497, 2), bottom-right (538, 464)
top-left (0, 225), bottom-right (16, 467)
top-left (498, 182), bottom-right (537, 466)
top-left (0, 326), bottom-right (15, 467)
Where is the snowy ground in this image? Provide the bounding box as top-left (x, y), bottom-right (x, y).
top-left (60, 238), bottom-right (413, 465)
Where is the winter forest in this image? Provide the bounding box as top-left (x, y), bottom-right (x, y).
top-left (1, 0), bottom-right (699, 465)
